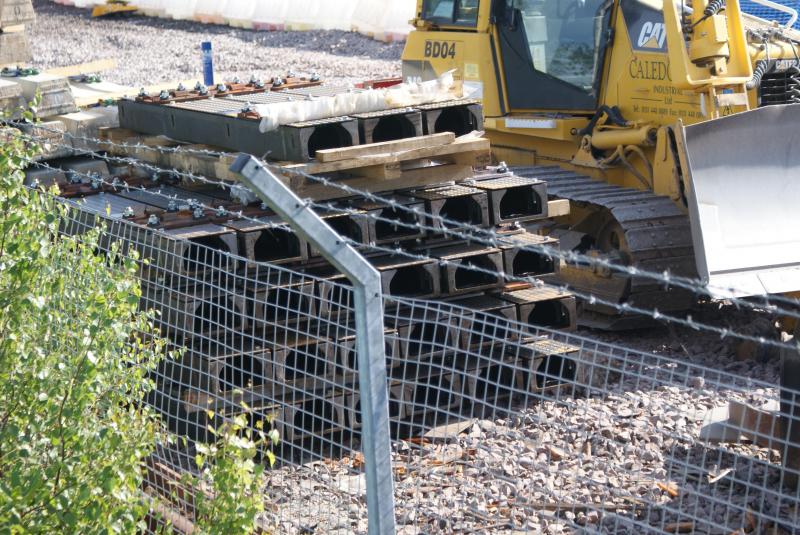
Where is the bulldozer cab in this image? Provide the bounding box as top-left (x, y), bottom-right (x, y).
top-left (417, 0), bottom-right (614, 112)
top-left (409, 0), bottom-right (752, 119)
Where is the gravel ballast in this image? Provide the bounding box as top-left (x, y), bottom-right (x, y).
top-left (257, 304), bottom-right (798, 534)
top-left (27, 0), bottom-right (403, 87)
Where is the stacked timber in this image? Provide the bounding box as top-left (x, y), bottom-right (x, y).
top-left (0, 0), bottom-right (34, 66)
top-left (23, 87), bottom-right (581, 456)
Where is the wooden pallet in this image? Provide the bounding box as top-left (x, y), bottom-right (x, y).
top-left (281, 131), bottom-right (490, 181)
top-left (288, 133), bottom-right (491, 200)
top-left (293, 163), bottom-right (478, 201)
top-left (97, 129), bottom-right (493, 199)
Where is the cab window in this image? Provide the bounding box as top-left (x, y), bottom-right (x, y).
top-left (513, 0), bottom-right (606, 93)
top-left (495, 0), bottom-right (612, 111)
top-left (422, 0), bottom-right (480, 26)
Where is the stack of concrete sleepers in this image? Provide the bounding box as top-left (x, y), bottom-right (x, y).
top-left (0, 0), bottom-right (34, 66)
top-left (36, 153), bottom-right (581, 455)
top-left (0, 0), bottom-right (108, 159)
top-left (26, 80), bottom-right (580, 455)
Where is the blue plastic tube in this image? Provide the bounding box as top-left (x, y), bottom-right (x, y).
top-left (201, 41), bottom-right (214, 87)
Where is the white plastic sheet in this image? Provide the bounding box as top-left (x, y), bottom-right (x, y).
top-left (134, 0), bottom-right (166, 17)
top-left (224, 0), bottom-right (257, 28)
top-left (379, 0), bottom-right (417, 41)
top-left (255, 71), bottom-right (460, 132)
top-left (194, 0), bottom-right (228, 23)
top-left (70, 0), bottom-right (105, 7)
top-left (316, 0), bottom-right (358, 31)
top-left (285, 0), bottom-right (322, 31)
top-left (252, 0), bottom-right (289, 30)
top-left (351, 0), bottom-right (386, 36)
top-left (163, 0), bottom-right (198, 19)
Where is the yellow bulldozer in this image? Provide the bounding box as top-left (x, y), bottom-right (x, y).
top-left (403, 0), bottom-right (800, 328)
top-left (403, 0), bottom-right (800, 484)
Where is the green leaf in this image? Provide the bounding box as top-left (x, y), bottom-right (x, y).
top-left (0, 120), bottom-right (269, 534)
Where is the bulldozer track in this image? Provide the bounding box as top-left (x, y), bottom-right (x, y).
top-left (514, 166), bottom-right (697, 330)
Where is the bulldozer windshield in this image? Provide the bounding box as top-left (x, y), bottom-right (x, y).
top-left (497, 0), bottom-right (612, 111)
top-left (514, 0), bottom-right (605, 91)
top-left (422, 0), bottom-right (480, 26)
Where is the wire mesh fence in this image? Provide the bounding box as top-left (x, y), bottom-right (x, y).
top-left (49, 190), bottom-right (800, 535)
top-left (385, 296), bottom-right (800, 534)
top-left (10, 121), bottom-right (800, 534)
top-left (58, 197), bottom-right (374, 533)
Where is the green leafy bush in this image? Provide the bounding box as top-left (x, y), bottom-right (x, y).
top-left (189, 413), bottom-right (276, 534)
top-left (0, 125), bottom-right (269, 533)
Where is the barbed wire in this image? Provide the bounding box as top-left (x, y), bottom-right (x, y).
top-left (17, 119), bottom-right (800, 316)
top-left (11, 126), bottom-right (800, 343)
top-left (31, 144), bottom-right (797, 396)
top-left (7, 121), bottom-right (255, 198)
top-left (13, 122), bottom-right (800, 318)
top-left (279, 163), bottom-right (800, 314)
top-left (28, 152), bottom-right (800, 352)
top-left (26, 158), bottom-right (294, 234)
top-left (304, 198), bottom-right (800, 321)
top-left (7, 118), bottom-right (234, 159)
top-left (357, 238), bottom-right (799, 352)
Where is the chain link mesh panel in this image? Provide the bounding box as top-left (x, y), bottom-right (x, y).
top-left (384, 296), bottom-right (800, 534)
top-left (58, 198), bottom-right (373, 533)
top-left (57, 191), bottom-right (800, 534)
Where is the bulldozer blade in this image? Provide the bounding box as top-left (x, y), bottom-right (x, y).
top-left (679, 104), bottom-right (800, 298)
top-left (91, 5), bottom-right (138, 18)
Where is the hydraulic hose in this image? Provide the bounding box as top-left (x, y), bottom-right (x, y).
top-left (577, 105), bottom-right (628, 137)
top-left (747, 60), bottom-right (769, 90)
top-left (704, 0), bottom-right (726, 17)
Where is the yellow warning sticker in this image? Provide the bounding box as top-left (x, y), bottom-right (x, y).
top-left (463, 62), bottom-right (480, 80)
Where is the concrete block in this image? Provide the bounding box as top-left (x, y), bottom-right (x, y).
top-left (0, 0), bottom-right (35, 28)
top-left (19, 120), bottom-right (74, 160)
top-left (0, 78), bottom-right (22, 117)
top-left (24, 166), bottom-right (66, 188)
top-left (0, 30), bottom-right (31, 66)
top-left (55, 107), bottom-right (120, 152)
top-left (15, 73), bottom-right (78, 117)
